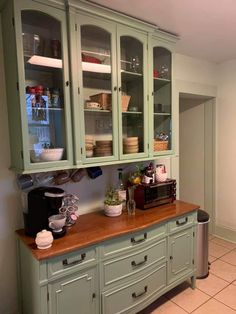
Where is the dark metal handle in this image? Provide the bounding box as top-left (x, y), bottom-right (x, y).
top-left (132, 286), bottom-right (148, 298)
top-left (62, 253), bottom-right (86, 267)
top-left (66, 81), bottom-right (69, 86)
top-left (114, 86), bottom-right (117, 91)
top-left (131, 255), bottom-right (147, 267)
top-left (176, 217), bottom-right (188, 226)
top-left (118, 87), bottom-right (121, 92)
top-left (170, 255), bottom-right (173, 260)
top-left (131, 233), bottom-right (147, 245)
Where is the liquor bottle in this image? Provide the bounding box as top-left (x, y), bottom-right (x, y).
top-left (117, 168), bottom-right (127, 211)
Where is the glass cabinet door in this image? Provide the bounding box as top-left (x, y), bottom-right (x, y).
top-left (21, 9), bottom-right (71, 166)
top-left (79, 20), bottom-right (117, 162)
top-left (119, 33), bottom-right (147, 158)
top-left (152, 47), bottom-right (172, 154)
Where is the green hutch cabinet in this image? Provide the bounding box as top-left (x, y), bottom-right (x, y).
top-left (1, 0), bottom-right (74, 173)
top-left (1, 0), bottom-right (178, 173)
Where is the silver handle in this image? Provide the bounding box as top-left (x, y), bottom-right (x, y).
top-left (176, 217), bottom-right (188, 226)
top-left (62, 253), bottom-right (86, 267)
top-left (131, 233), bottom-right (147, 245)
top-left (131, 255), bottom-right (147, 267)
top-left (132, 286), bottom-right (148, 298)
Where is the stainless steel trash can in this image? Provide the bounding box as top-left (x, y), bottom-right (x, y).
top-left (196, 209), bottom-right (210, 279)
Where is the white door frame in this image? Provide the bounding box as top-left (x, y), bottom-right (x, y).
top-left (173, 79), bottom-right (217, 233)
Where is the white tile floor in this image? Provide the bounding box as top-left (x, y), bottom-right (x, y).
top-left (139, 236), bottom-right (236, 313)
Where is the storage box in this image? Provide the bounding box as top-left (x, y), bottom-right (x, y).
top-left (154, 140), bottom-right (168, 151)
top-left (90, 93), bottom-right (111, 110)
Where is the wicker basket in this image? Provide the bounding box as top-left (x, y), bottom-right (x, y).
top-left (122, 95), bottom-right (131, 112)
top-left (154, 140), bottom-right (168, 151)
top-left (90, 93), bottom-right (111, 110)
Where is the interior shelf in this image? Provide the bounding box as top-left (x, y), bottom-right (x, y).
top-left (121, 70), bottom-right (143, 82)
top-left (84, 108), bottom-right (111, 113)
top-left (154, 112), bottom-right (171, 116)
top-left (122, 111), bottom-right (143, 114)
top-left (154, 77), bottom-right (171, 90)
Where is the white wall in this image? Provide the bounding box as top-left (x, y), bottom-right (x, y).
top-left (179, 99), bottom-right (205, 208)
top-left (216, 59), bottom-right (236, 233)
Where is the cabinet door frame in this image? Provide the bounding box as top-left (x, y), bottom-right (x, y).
top-left (48, 266), bottom-right (99, 314)
top-left (148, 34), bottom-right (176, 157)
top-left (13, 0), bottom-right (74, 172)
top-left (117, 25), bottom-right (149, 160)
top-left (168, 227), bottom-right (194, 284)
top-left (73, 12), bottom-right (119, 164)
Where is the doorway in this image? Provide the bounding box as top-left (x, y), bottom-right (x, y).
top-left (179, 93), bottom-right (215, 233)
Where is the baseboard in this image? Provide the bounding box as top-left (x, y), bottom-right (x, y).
top-left (213, 224), bottom-right (236, 243)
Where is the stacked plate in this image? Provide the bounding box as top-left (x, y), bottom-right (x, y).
top-left (94, 140), bottom-right (113, 157)
top-left (85, 135), bottom-right (94, 157)
top-left (123, 137), bottom-right (139, 154)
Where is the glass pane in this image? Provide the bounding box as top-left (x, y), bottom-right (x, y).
top-left (153, 47), bottom-right (172, 152)
top-left (81, 25), bottom-right (113, 158)
top-left (22, 10), bottom-right (67, 163)
top-left (120, 36), bottom-right (144, 154)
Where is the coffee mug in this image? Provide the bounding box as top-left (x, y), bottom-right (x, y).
top-left (48, 214), bottom-right (66, 232)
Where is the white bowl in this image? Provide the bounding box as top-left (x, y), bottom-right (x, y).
top-left (30, 148), bottom-right (64, 162)
top-left (40, 148), bottom-right (64, 162)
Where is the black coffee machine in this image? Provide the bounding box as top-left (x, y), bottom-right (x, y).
top-left (24, 186), bottom-right (65, 237)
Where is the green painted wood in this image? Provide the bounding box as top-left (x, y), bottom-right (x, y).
top-left (2, 0), bottom-right (74, 172)
top-left (117, 25), bottom-right (149, 160)
top-left (102, 239), bottom-right (166, 289)
top-left (101, 263), bottom-right (166, 314)
top-left (148, 35), bottom-right (176, 158)
top-left (48, 266), bottom-right (99, 314)
top-left (101, 223), bottom-right (167, 259)
top-left (168, 228), bottom-right (194, 284)
top-left (168, 212), bottom-right (197, 233)
top-left (18, 241), bottom-right (48, 314)
top-left (47, 245), bottom-right (98, 279)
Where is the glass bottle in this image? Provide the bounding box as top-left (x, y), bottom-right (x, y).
top-left (117, 168), bottom-right (127, 212)
top-left (127, 186), bottom-right (136, 215)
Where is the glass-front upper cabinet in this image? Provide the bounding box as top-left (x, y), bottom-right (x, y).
top-left (13, 0), bottom-right (73, 170)
top-left (150, 40), bottom-right (173, 155)
top-left (74, 15), bottom-right (118, 163)
top-left (118, 27), bottom-right (148, 159)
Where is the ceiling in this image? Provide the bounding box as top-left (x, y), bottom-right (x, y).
top-left (89, 0), bottom-right (236, 64)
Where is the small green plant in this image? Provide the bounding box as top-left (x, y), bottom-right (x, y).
top-left (104, 187), bottom-right (122, 206)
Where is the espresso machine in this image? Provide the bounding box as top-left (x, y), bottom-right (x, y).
top-left (23, 186), bottom-right (65, 236)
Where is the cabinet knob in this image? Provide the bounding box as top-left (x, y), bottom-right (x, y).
top-left (170, 255), bottom-right (173, 260)
top-left (118, 87), bottom-right (121, 92)
top-left (114, 86), bottom-right (117, 91)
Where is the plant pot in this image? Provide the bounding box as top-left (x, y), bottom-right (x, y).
top-left (104, 204), bottom-right (122, 217)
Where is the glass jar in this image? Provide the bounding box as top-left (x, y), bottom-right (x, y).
top-left (127, 186), bottom-right (136, 215)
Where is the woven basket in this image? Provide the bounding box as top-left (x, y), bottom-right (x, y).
top-left (122, 95), bottom-right (131, 112)
top-left (154, 140), bottom-right (168, 151)
top-left (90, 93), bottom-right (111, 110)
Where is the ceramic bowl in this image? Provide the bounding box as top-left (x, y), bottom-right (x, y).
top-left (40, 148), bottom-right (64, 162)
top-left (104, 204), bottom-right (122, 217)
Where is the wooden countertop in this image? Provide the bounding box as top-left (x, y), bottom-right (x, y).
top-left (16, 200), bottom-right (199, 261)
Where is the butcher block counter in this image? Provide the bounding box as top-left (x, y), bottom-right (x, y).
top-left (16, 200), bottom-right (199, 261)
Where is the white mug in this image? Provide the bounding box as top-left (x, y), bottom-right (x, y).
top-left (48, 214), bottom-right (66, 232)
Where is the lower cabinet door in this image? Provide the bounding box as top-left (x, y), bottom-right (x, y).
top-left (168, 228), bottom-right (193, 283)
top-left (102, 263), bottom-right (166, 314)
top-left (48, 267), bottom-right (98, 314)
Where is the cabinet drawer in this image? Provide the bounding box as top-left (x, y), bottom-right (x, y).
top-left (102, 223), bottom-right (167, 258)
top-left (102, 239), bottom-right (166, 288)
top-left (102, 263), bottom-right (166, 314)
top-left (168, 212), bottom-right (197, 233)
top-left (47, 246), bottom-right (97, 279)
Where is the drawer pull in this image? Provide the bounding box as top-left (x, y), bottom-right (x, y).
top-left (176, 217), bottom-right (188, 226)
top-left (132, 285), bottom-right (148, 298)
top-left (131, 233), bottom-right (147, 245)
top-left (131, 255), bottom-right (148, 267)
top-left (62, 253), bottom-right (86, 267)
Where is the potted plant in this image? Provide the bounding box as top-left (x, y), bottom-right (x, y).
top-left (104, 187), bottom-right (122, 217)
